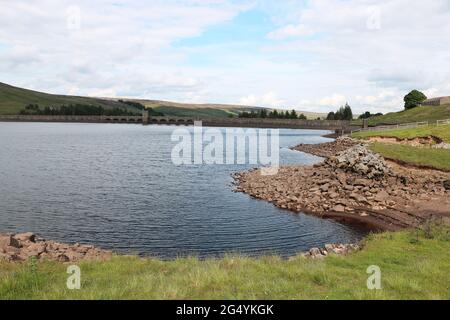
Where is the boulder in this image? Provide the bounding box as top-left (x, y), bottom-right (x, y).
top-left (374, 190), bottom-right (389, 202)
top-left (443, 180), bottom-right (450, 191)
top-left (0, 235), bottom-right (21, 249)
top-left (14, 232), bottom-right (36, 243)
top-left (25, 242), bottom-right (47, 255)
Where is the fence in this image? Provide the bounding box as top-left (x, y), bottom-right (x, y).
top-left (437, 119), bottom-right (450, 126)
top-left (351, 119), bottom-right (450, 134)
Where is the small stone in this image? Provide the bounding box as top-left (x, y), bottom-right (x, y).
top-left (332, 204), bottom-right (346, 213)
top-left (354, 179), bottom-right (371, 187)
top-left (57, 254), bottom-right (70, 262)
top-left (328, 192), bottom-right (339, 199)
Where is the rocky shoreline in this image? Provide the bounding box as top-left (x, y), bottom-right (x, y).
top-left (0, 231), bottom-right (361, 262)
top-left (234, 137), bottom-right (450, 231)
top-left (0, 232), bottom-right (112, 262)
top-left (2, 137), bottom-right (449, 263)
top-left (301, 243), bottom-right (361, 259)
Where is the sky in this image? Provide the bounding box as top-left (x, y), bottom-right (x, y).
top-left (1, 0), bottom-right (450, 114)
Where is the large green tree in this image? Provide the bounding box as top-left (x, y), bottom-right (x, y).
top-left (404, 90), bottom-right (427, 110)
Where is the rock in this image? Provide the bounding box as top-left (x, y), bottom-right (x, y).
top-left (328, 192), bottom-right (339, 199)
top-left (0, 235), bottom-right (21, 249)
top-left (443, 180), bottom-right (450, 190)
top-left (25, 242), bottom-right (47, 255)
top-left (400, 176), bottom-right (409, 185)
top-left (332, 144), bottom-right (391, 178)
top-left (374, 190), bottom-right (389, 202)
top-left (14, 232), bottom-right (36, 243)
top-left (0, 232), bottom-right (112, 263)
top-left (304, 243), bottom-right (361, 259)
top-left (343, 184), bottom-right (354, 191)
top-left (4, 246), bottom-right (21, 255)
top-left (65, 250), bottom-right (84, 261)
top-left (57, 254), bottom-right (70, 262)
top-left (332, 204), bottom-right (346, 213)
top-left (353, 179), bottom-right (371, 187)
top-left (350, 193), bottom-right (366, 203)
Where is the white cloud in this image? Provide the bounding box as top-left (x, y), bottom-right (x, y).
top-left (88, 88), bottom-right (117, 98)
top-left (239, 91), bottom-right (285, 107)
top-left (318, 94), bottom-right (347, 107)
top-left (1, 0), bottom-right (450, 115)
top-left (267, 24), bottom-right (314, 40)
top-left (0, 0), bottom-right (247, 97)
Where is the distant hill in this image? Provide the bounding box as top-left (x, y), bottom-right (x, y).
top-left (0, 82), bottom-right (260, 117)
top-left (0, 82), bottom-right (325, 118)
top-left (0, 82), bottom-right (140, 115)
top-left (353, 105), bottom-right (450, 126)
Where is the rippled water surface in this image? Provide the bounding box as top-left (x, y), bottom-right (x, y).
top-left (0, 123), bottom-right (366, 257)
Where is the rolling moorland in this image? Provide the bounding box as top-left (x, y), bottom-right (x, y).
top-left (0, 82), bottom-right (325, 119)
top-left (352, 104), bottom-right (450, 126)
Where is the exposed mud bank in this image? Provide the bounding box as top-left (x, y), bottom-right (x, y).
top-left (235, 138), bottom-right (450, 231)
top-left (367, 135), bottom-right (450, 149)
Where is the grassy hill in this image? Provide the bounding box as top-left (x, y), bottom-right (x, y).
top-left (0, 82), bottom-right (139, 115)
top-left (137, 99), bottom-right (261, 118)
top-left (0, 82), bottom-right (325, 118)
top-left (353, 105), bottom-right (450, 127)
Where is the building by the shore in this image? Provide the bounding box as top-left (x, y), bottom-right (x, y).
top-left (421, 96), bottom-right (450, 106)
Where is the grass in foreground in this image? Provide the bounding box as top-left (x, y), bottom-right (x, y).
top-left (369, 142), bottom-right (450, 171)
top-left (352, 124), bottom-right (450, 143)
top-left (352, 105), bottom-right (450, 127)
top-left (0, 227), bottom-right (449, 299)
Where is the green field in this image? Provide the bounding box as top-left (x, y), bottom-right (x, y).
top-left (352, 124), bottom-right (450, 171)
top-left (352, 124), bottom-right (450, 143)
top-left (353, 105), bottom-right (450, 127)
top-left (369, 143), bottom-right (450, 171)
top-left (0, 227), bottom-right (449, 300)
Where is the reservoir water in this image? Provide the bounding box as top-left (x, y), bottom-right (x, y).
top-left (0, 122), bottom-right (365, 258)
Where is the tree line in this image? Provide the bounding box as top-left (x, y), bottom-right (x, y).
top-left (20, 104), bottom-right (139, 116)
top-left (239, 109), bottom-right (307, 120)
top-left (326, 103), bottom-right (353, 120)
